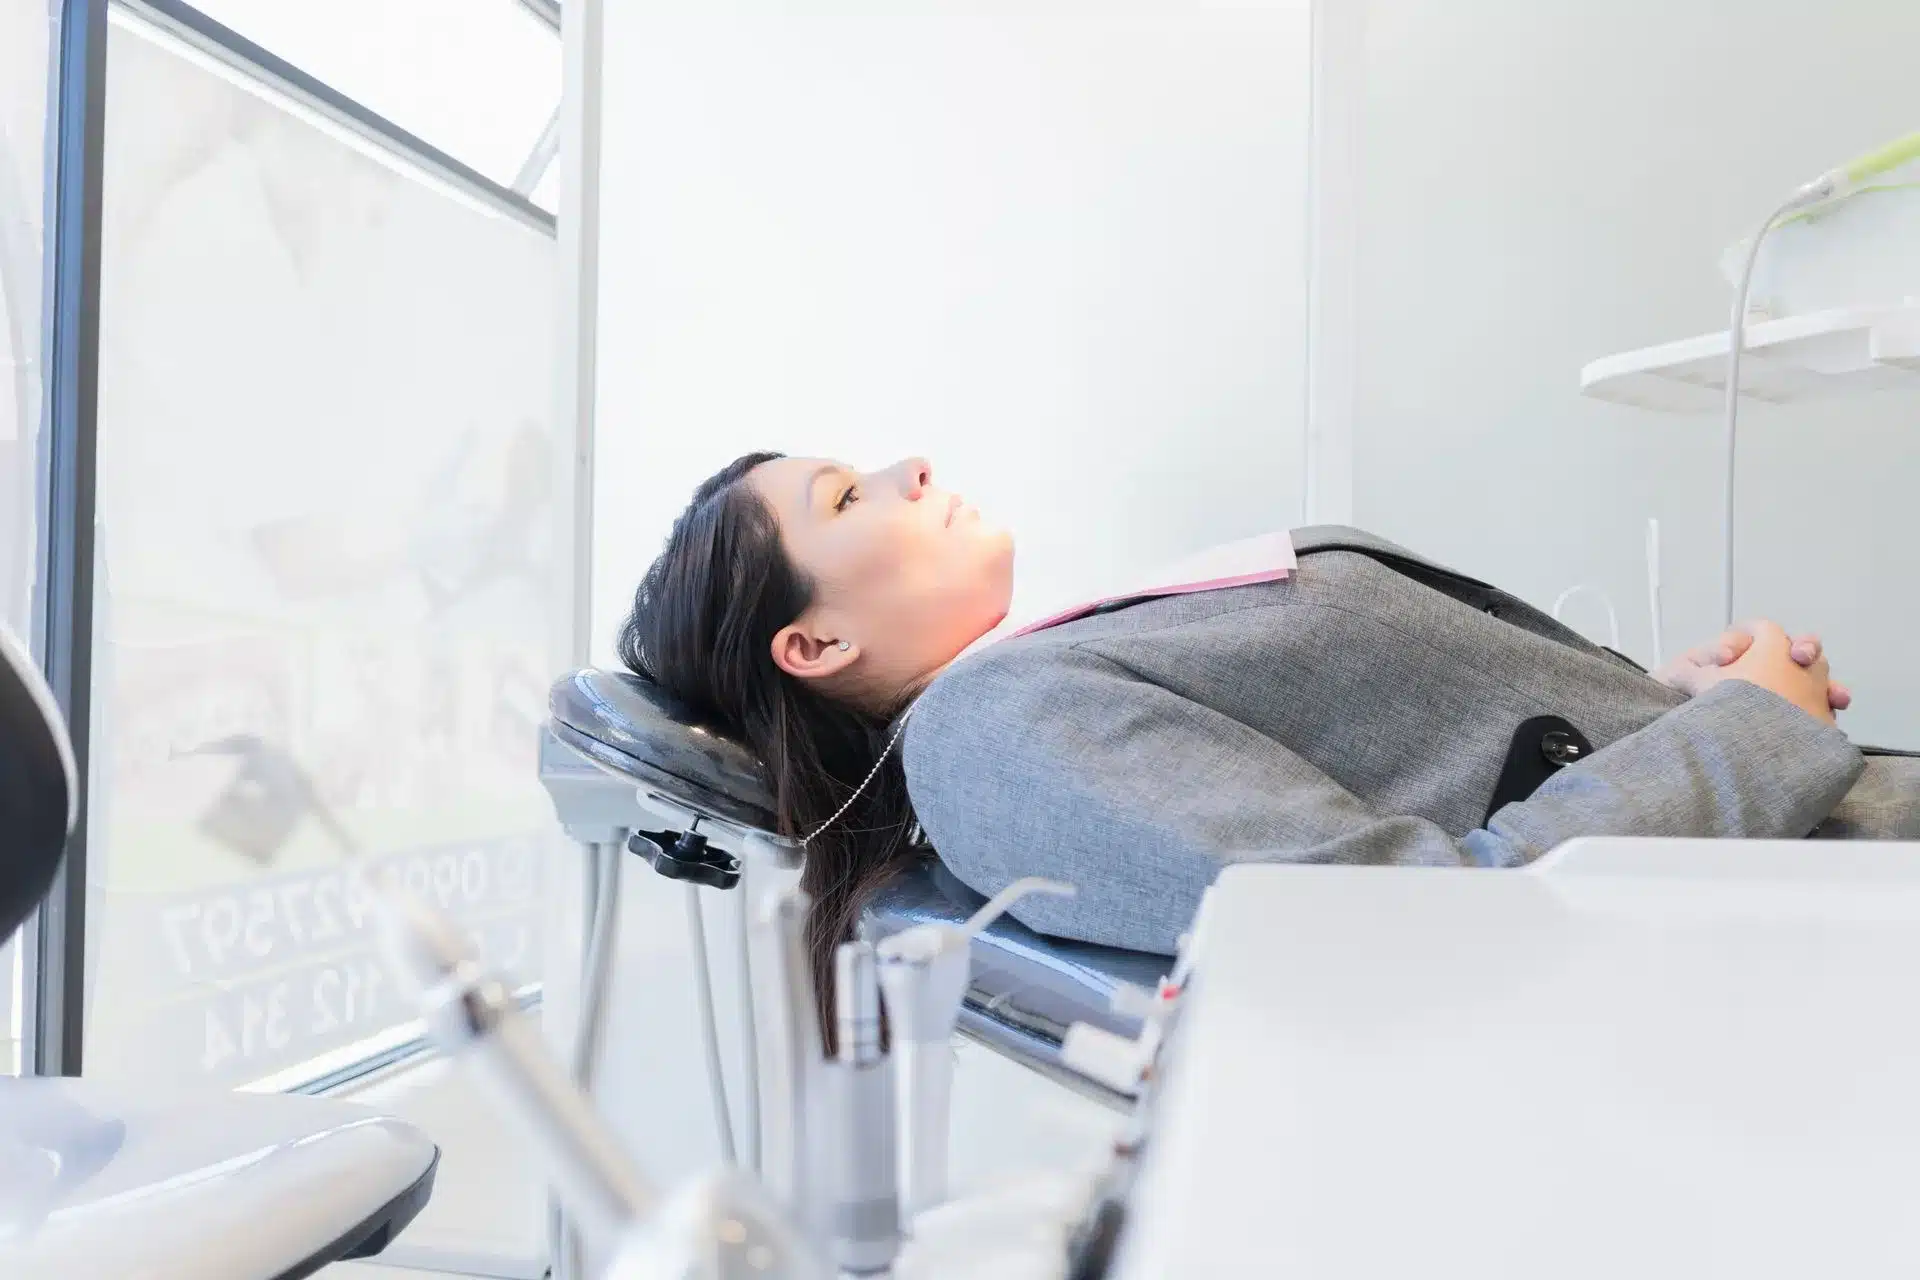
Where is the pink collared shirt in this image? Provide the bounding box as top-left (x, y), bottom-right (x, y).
top-left (963, 531), bottom-right (1297, 657)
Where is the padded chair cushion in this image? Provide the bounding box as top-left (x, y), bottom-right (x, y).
top-left (866, 859), bottom-right (1171, 1084)
top-left (548, 669), bottom-right (777, 831)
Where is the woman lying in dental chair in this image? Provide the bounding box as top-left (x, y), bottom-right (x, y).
top-left (620, 453), bottom-right (1919, 1014)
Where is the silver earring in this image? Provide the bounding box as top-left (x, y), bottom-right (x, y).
top-left (837, 641), bottom-right (851, 652)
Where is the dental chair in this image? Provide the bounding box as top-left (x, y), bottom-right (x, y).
top-left (543, 667), bottom-right (1168, 1109)
top-left (0, 627), bottom-right (439, 1280)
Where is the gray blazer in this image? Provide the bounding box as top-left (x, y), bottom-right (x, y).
top-left (902, 526), bottom-right (1920, 954)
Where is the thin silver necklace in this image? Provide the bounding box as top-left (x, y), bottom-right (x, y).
top-left (801, 704), bottom-right (915, 846)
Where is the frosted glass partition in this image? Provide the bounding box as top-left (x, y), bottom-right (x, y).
top-left (85, 13), bottom-right (566, 1089)
top-left (1, 0), bottom-right (57, 1075)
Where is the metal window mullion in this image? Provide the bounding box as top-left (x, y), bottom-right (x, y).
top-left (548, 2), bottom-right (604, 1274)
top-left (29, 0), bottom-right (110, 1078)
top-left (116, 0), bottom-right (556, 238)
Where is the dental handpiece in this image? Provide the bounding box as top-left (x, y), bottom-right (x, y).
top-left (873, 957), bottom-right (954, 1223)
top-left (875, 877), bottom-right (1075, 1220)
top-left (750, 888), bottom-right (828, 1241)
top-left (828, 941), bottom-right (900, 1276)
top-left (379, 890), bottom-right (656, 1239)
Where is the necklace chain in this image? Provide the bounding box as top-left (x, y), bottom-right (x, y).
top-left (801, 706), bottom-right (915, 846)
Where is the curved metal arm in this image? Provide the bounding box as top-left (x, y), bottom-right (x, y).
top-left (961, 877), bottom-right (1076, 937)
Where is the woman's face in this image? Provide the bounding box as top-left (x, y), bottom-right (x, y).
top-left (750, 455), bottom-right (1013, 697)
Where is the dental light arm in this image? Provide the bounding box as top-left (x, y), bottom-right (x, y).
top-left (874, 876), bottom-right (1076, 1220)
top-left (1717, 129), bottom-right (1920, 627)
top-left (1818, 132), bottom-right (1920, 202)
top-left (380, 891), bottom-right (657, 1239)
top-left (387, 886), bottom-right (834, 1279)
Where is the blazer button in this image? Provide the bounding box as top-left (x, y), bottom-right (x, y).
top-left (1540, 730), bottom-right (1583, 766)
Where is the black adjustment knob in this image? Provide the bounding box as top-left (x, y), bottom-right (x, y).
top-left (629, 828), bottom-right (741, 890)
top-left (1540, 730), bottom-right (1584, 767)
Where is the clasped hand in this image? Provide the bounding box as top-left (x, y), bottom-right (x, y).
top-left (1654, 620), bottom-right (1850, 725)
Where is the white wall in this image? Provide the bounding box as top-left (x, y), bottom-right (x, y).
top-left (1347, 0), bottom-right (1920, 742)
top-left (591, 1), bottom-right (1315, 660)
top-left (588, 0), bottom-right (1314, 1183)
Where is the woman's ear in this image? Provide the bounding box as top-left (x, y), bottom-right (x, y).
top-left (771, 623), bottom-right (857, 681)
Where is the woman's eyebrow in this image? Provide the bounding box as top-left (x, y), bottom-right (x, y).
top-left (803, 464), bottom-right (839, 510)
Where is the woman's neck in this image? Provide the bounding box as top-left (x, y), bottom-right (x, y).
top-left (868, 617), bottom-right (1010, 716)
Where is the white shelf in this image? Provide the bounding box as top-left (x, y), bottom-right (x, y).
top-left (1579, 301), bottom-right (1920, 413)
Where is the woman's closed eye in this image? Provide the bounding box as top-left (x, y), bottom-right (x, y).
top-left (833, 484), bottom-right (860, 513)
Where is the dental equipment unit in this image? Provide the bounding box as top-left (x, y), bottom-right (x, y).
top-left (828, 941), bottom-right (900, 1274)
top-left (388, 861), bottom-right (1113, 1279)
top-left (875, 876), bottom-right (1076, 1217)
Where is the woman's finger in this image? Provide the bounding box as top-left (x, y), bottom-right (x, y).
top-left (1729, 618), bottom-right (1792, 648)
top-left (1829, 681), bottom-right (1852, 712)
top-left (1791, 632), bottom-right (1823, 667)
top-left (1714, 627), bottom-right (1756, 666)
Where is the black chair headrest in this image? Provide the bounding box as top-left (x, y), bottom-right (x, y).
top-left (0, 628), bottom-right (75, 942)
top-left (547, 668), bottom-right (779, 833)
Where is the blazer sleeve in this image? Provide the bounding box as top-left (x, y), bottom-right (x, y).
top-left (902, 643), bottom-right (1866, 955)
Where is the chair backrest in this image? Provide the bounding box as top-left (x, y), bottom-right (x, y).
top-left (0, 626), bottom-right (76, 941)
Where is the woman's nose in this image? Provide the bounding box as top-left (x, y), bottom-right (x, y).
top-left (892, 457), bottom-right (933, 501)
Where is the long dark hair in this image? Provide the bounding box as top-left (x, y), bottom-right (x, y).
top-left (616, 452), bottom-right (920, 1043)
